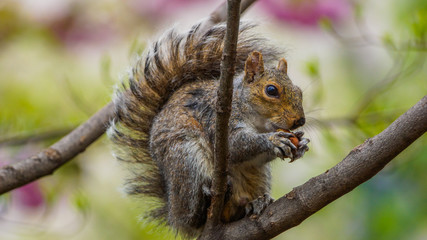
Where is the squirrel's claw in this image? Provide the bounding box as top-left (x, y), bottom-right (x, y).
top-left (274, 146), bottom-right (293, 160)
top-left (245, 194), bottom-right (274, 218)
top-left (269, 132), bottom-right (295, 160)
top-left (290, 137), bottom-right (310, 161)
top-left (269, 131), bottom-right (310, 162)
top-left (293, 130), bottom-right (304, 138)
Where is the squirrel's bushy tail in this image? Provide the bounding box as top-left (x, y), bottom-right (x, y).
top-left (108, 21), bottom-right (281, 224)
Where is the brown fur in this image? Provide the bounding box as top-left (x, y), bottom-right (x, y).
top-left (108, 22), bottom-right (308, 238)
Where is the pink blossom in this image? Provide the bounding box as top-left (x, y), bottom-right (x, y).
top-left (127, 0), bottom-right (216, 19)
top-left (12, 182), bottom-right (45, 209)
top-left (13, 0), bottom-right (116, 49)
top-left (49, 15), bottom-right (117, 49)
top-left (259, 0), bottom-right (351, 26)
top-left (0, 148), bottom-right (45, 210)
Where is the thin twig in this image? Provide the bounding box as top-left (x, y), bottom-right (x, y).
top-left (203, 0), bottom-right (242, 234)
top-left (200, 0), bottom-right (257, 32)
top-left (0, 127), bottom-right (75, 147)
top-left (62, 76), bottom-right (96, 116)
top-left (352, 53), bottom-right (424, 119)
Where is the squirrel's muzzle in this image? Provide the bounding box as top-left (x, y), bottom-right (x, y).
top-left (291, 117), bottom-right (305, 129)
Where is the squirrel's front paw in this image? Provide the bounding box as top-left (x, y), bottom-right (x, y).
top-left (290, 131), bottom-right (310, 162)
top-left (245, 194), bottom-right (274, 218)
top-left (268, 131), bottom-right (297, 160)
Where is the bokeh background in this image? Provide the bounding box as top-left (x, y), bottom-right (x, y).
top-left (0, 0), bottom-right (426, 239)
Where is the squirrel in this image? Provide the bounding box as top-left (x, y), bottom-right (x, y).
top-left (108, 21), bottom-right (309, 238)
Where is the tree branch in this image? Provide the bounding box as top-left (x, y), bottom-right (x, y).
top-left (204, 0), bottom-right (242, 232)
top-left (215, 95), bottom-right (427, 239)
top-left (200, 0), bottom-right (257, 31)
top-left (0, 102), bottom-right (115, 194)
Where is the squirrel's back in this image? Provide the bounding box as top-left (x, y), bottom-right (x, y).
top-left (108, 21), bottom-right (281, 233)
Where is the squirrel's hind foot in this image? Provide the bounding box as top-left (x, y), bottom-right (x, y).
top-left (245, 194), bottom-right (274, 219)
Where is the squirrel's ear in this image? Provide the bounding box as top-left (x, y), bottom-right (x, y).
top-left (277, 58), bottom-right (288, 74)
top-left (244, 51), bottom-right (264, 83)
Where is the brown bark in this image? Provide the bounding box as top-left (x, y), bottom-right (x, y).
top-left (205, 0), bottom-right (242, 232)
top-left (0, 102), bottom-right (115, 194)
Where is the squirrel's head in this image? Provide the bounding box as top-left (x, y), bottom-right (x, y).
top-left (242, 51), bottom-right (305, 132)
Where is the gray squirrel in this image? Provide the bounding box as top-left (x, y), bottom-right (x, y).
top-left (108, 21), bottom-right (309, 238)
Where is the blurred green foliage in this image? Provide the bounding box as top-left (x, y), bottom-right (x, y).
top-left (0, 0), bottom-right (425, 239)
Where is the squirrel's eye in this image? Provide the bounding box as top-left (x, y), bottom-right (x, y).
top-left (265, 85), bottom-right (279, 97)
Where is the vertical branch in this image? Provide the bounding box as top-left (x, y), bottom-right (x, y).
top-left (205, 0), bottom-right (242, 233)
top-left (201, 0), bottom-right (256, 31)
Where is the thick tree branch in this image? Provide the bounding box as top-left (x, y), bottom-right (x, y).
top-left (215, 95), bottom-right (426, 239)
top-left (205, 0), bottom-right (242, 232)
top-left (0, 102), bottom-right (115, 194)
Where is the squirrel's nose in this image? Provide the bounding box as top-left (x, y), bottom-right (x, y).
top-left (292, 117), bottom-right (305, 129)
